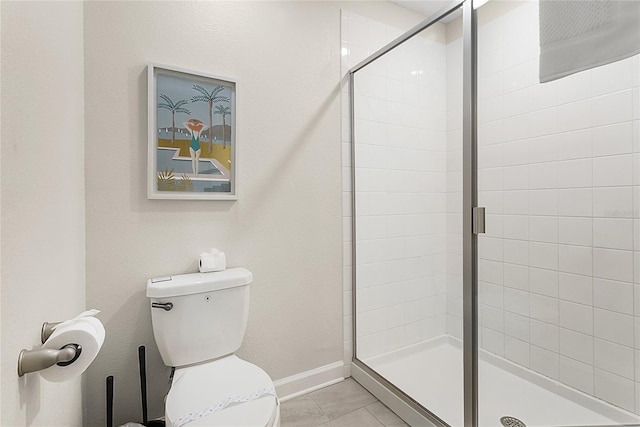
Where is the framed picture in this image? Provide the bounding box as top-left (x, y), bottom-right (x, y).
top-left (148, 64), bottom-right (237, 200)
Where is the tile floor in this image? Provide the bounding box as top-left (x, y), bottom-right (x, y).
top-left (280, 378), bottom-right (408, 427)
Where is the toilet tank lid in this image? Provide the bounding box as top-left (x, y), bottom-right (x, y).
top-left (146, 267), bottom-right (253, 298)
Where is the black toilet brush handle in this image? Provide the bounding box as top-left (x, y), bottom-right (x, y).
top-left (138, 346), bottom-right (148, 425)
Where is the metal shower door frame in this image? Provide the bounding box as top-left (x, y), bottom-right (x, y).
top-left (349, 0), bottom-right (479, 426)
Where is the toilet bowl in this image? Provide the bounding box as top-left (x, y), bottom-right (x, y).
top-left (166, 356), bottom-right (279, 427)
top-left (146, 268), bottom-right (280, 427)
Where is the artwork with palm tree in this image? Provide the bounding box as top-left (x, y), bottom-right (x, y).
top-left (214, 105), bottom-right (231, 149)
top-left (191, 84), bottom-right (229, 153)
top-left (157, 94), bottom-right (191, 146)
top-left (149, 65), bottom-right (236, 200)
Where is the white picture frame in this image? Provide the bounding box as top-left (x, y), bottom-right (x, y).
top-left (147, 63), bottom-right (238, 200)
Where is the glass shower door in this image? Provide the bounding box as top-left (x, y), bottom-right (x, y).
top-left (350, 5), bottom-right (465, 425)
top-left (476, 1), bottom-right (640, 426)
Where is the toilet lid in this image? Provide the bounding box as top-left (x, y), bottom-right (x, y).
top-left (166, 355), bottom-right (278, 427)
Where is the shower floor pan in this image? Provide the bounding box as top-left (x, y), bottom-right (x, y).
top-left (364, 336), bottom-right (640, 427)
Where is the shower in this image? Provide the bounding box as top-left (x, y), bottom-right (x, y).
top-left (344, 0), bottom-right (640, 426)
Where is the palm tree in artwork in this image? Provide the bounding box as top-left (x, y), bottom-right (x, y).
top-left (158, 94), bottom-right (191, 146)
top-left (214, 104), bottom-right (231, 149)
top-left (191, 84), bottom-right (229, 153)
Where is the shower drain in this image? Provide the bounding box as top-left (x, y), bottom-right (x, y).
top-left (500, 416), bottom-right (527, 427)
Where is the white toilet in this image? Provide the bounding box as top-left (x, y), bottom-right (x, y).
top-left (146, 268), bottom-right (280, 427)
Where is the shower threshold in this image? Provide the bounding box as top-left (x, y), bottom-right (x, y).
top-left (360, 336), bottom-right (640, 427)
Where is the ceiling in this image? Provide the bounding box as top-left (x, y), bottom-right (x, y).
top-left (390, 0), bottom-right (453, 18)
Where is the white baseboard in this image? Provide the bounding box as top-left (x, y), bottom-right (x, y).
top-left (274, 361), bottom-right (345, 402)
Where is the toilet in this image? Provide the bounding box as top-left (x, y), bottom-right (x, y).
top-left (146, 268), bottom-right (280, 427)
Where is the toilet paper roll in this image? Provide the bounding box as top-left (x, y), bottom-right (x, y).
top-left (199, 249), bottom-right (226, 273)
top-left (39, 316), bottom-right (105, 382)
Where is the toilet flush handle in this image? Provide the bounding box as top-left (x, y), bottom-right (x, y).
top-left (151, 302), bottom-right (173, 311)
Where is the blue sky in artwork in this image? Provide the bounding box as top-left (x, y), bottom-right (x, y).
top-left (156, 72), bottom-right (233, 130)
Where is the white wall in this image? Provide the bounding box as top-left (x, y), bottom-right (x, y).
top-left (1, 1), bottom-right (86, 425)
top-left (82, 2), bottom-right (421, 425)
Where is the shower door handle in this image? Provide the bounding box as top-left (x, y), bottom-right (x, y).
top-left (473, 207), bottom-right (486, 234)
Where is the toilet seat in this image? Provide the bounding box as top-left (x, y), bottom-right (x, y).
top-left (166, 355), bottom-right (279, 427)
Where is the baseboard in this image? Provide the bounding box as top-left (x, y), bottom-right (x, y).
top-left (274, 361), bottom-right (345, 402)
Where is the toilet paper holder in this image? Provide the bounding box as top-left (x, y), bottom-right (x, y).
top-left (17, 322), bottom-right (82, 377)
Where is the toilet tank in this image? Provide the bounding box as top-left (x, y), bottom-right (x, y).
top-left (146, 268), bottom-right (253, 367)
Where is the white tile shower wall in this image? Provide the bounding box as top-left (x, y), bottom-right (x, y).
top-left (342, 11), bottom-right (449, 363)
top-left (466, 0), bottom-right (640, 415)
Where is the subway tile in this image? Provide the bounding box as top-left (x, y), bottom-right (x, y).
top-left (559, 272), bottom-right (593, 305)
top-left (479, 167), bottom-right (503, 191)
top-left (593, 218), bottom-right (634, 250)
top-left (555, 129), bottom-right (593, 161)
top-left (556, 70), bottom-right (592, 104)
top-left (592, 122), bottom-right (634, 157)
top-left (530, 319), bottom-right (559, 351)
top-left (505, 311), bottom-right (530, 341)
top-left (479, 191), bottom-right (503, 215)
top-left (503, 215), bottom-right (529, 240)
top-left (559, 300), bottom-right (593, 335)
top-left (504, 239), bottom-right (529, 266)
top-left (502, 140), bottom-right (529, 166)
top-left (480, 305), bottom-right (503, 332)
top-left (558, 98), bottom-right (591, 133)
top-left (503, 165), bottom-right (528, 190)
top-left (479, 259), bottom-right (503, 285)
top-left (528, 162), bottom-right (558, 189)
top-left (529, 107), bottom-right (558, 138)
top-left (591, 58), bottom-right (634, 97)
top-left (503, 61), bottom-right (535, 93)
top-left (593, 248), bottom-right (634, 283)
top-left (594, 338), bottom-right (635, 380)
top-left (557, 159), bottom-right (592, 188)
top-left (531, 345), bottom-right (560, 380)
top-left (529, 216), bottom-right (558, 243)
top-left (480, 281), bottom-right (503, 309)
top-left (479, 73), bottom-right (504, 101)
top-left (558, 244), bottom-right (592, 276)
top-left (482, 327), bottom-right (504, 356)
top-left (503, 114), bottom-right (530, 141)
top-left (529, 78), bottom-right (558, 111)
top-left (593, 186), bottom-right (633, 219)
top-left (560, 356), bottom-right (594, 395)
top-left (593, 155), bottom-right (634, 187)
top-left (502, 88), bottom-right (530, 118)
top-left (529, 189), bottom-right (558, 216)
top-left (528, 134), bottom-right (559, 163)
top-left (592, 89), bottom-right (634, 127)
top-left (504, 287), bottom-right (530, 316)
top-left (594, 308), bottom-right (634, 347)
top-left (502, 190), bottom-right (529, 215)
top-left (595, 369), bottom-right (635, 412)
top-left (479, 143), bottom-right (504, 167)
top-left (559, 328), bottom-right (594, 365)
top-left (530, 294), bottom-right (559, 325)
top-left (529, 267), bottom-right (558, 297)
top-left (478, 120), bottom-right (505, 146)
top-left (479, 96), bottom-right (503, 124)
top-left (505, 336), bottom-right (530, 367)
top-left (529, 242), bottom-right (558, 270)
top-left (593, 278), bottom-right (634, 315)
top-left (478, 236), bottom-right (503, 262)
top-left (558, 188), bottom-right (592, 217)
top-left (504, 263), bottom-right (529, 291)
top-left (503, 35), bottom-right (538, 70)
top-left (558, 217), bottom-right (593, 247)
